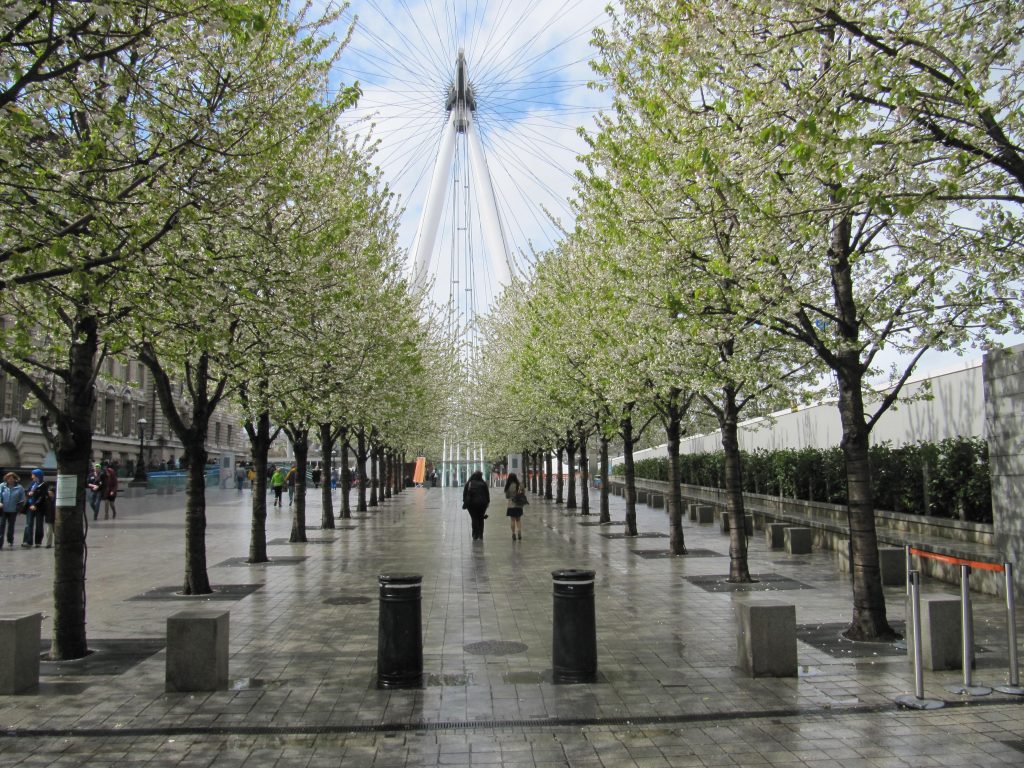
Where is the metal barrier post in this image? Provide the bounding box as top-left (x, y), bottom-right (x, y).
top-left (944, 564), bottom-right (991, 696)
top-left (995, 562), bottom-right (1024, 695)
top-left (896, 571), bottom-right (944, 709)
top-left (905, 545), bottom-right (912, 596)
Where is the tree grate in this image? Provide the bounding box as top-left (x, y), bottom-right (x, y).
top-left (600, 532), bottom-right (669, 539)
top-left (267, 538), bottom-right (335, 545)
top-left (631, 548), bottom-right (723, 559)
top-left (685, 573), bottom-right (813, 592)
top-left (214, 556), bottom-right (307, 567)
top-left (127, 584), bottom-right (263, 601)
top-left (579, 520), bottom-right (625, 527)
top-left (796, 622), bottom-right (907, 659)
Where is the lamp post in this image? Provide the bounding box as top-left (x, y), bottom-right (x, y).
top-left (133, 418), bottom-right (147, 483)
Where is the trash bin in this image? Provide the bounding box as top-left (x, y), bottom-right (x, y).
top-left (551, 569), bottom-right (597, 683)
top-left (376, 573), bottom-right (423, 688)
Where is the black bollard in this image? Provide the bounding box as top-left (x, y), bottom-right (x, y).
top-left (551, 568), bottom-right (597, 683)
top-left (376, 573), bottom-right (423, 688)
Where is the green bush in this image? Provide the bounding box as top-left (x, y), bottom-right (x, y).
top-left (620, 437), bottom-right (991, 523)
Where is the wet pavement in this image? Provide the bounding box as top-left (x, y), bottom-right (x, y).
top-left (1, 483), bottom-right (1022, 766)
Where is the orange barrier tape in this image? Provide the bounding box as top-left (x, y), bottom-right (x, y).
top-left (908, 547), bottom-right (1005, 572)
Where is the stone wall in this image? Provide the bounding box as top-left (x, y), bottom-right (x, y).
top-left (984, 344), bottom-right (1024, 597)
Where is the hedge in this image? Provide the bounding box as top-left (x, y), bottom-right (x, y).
top-left (613, 437), bottom-right (991, 523)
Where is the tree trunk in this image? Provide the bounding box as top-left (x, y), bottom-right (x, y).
top-left (319, 422), bottom-right (334, 529)
top-left (599, 436), bottom-right (610, 524)
top-left (383, 450), bottom-right (392, 499)
top-left (719, 386), bottom-right (751, 582)
top-left (289, 428), bottom-right (309, 542)
top-left (369, 445), bottom-right (379, 507)
top-left (579, 433), bottom-right (590, 515)
top-left (340, 440), bottom-right (352, 519)
top-left (141, 348), bottom-right (218, 595)
top-left (247, 411), bottom-right (272, 563)
top-left (621, 413), bottom-right (638, 536)
top-left (555, 446), bottom-right (564, 503)
top-left (840, 363), bottom-right (895, 639)
top-left (566, 433), bottom-right (577, 510)
top-left (544, 450), bottom-right (553, 499)
top-left (183, 443), bottom-right (211, 594)
top-left (665, 395), bottom-right (687, 555)
top-left (356, 429), bottom-right (368, 512)
top-left (49, 313), bottom-right (98, 660)
top-left (829, 211), bottom-right (895, 641)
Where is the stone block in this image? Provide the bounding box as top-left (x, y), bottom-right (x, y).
top-left (649, 492), bottom-right (664, 509)
top-left (878, 546), bottom-right (906, 586)
top-left (166, 609), bottom-right (230, 692)
top-left (784, 527), bottom-right (812, 555)
top-left (720, 513), bottom-right (731, 534)
top-left (695, 505), bottom-right (715, 524)
top-left (635, 490), bottom-right (648, 504)
top-left (735, 600), bottom-right (797, 677)
top-left (688, 503), bottom-right (697, 522)
top-left (765, 523), bottom-right (787, 549)
top-left (0, 613), bottom-right (41, 694)
top-left (908, 595), bottom-right (964, 671)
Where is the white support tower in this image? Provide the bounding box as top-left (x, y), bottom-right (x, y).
top-left (414, 51), bottom-right (514, 486)
top-left (411, 50), bottom-right (511, 293)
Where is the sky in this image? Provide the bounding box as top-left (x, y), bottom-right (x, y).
top-left (327, 0), bottom-right (615, 328)
top-left (319, 1), bottom-right (1022, 375)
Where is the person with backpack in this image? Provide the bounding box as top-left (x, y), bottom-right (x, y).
top-left (504, 472), bottom-right (527, 541)
top-left (462, 470), bottom-right (490, 541)
top-left (0, 472), bottom-right (26, 550)
top-left (22, 468), bottom-right (53, 547)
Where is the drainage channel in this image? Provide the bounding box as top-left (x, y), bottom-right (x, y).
top-left (3, 696), bottom-right (1023, 740)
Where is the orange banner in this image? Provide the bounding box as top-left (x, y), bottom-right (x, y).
top-left (413, 457), bottom-right (426, 484)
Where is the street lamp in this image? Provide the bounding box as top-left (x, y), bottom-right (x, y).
top-left (133, 418), bottom-right (147, 482)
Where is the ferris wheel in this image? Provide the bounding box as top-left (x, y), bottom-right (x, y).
top-left (336, 0), bottom-right (611, 349)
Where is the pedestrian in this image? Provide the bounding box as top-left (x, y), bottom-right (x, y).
top-left (462, 469), bottom-right (490, 541)
top-left (23, 469), bottom-right (52, 547)
top-left (86, 463), bottom-right (104, 520)
top-left (235, 465), bottom-right (245, 492)
top-left (311, 467), bottom-right (321, 489)
top-left (504, 472), bottom-right (527, 541)
top-left (286, 465), bottom-right (297, 506)
top-left (0, 472), bottom-right (26, 550)
top-left (102, 463), bottom-right (118, 519)
top-left (270, 466), bottom-right (285, 507)
top-left (331, 467), bottom-right (338, 490)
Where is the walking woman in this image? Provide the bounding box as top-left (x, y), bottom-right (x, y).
top-left (504, 472), bottom-right (526, 541)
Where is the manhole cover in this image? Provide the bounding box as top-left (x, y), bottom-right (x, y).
top-left (323, 595), bottom-right (373, 606)
top-left (464, 640), bottom-right (529, 656)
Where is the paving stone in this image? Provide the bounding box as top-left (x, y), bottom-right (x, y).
top-left (0, 487), bottom-right (1021, 766)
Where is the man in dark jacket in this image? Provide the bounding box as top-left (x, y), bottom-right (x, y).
top-left (462, 470), bottom-right (490, 541)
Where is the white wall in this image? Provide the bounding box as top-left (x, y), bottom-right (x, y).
top-left (617, 357), bottom-right (984, 465)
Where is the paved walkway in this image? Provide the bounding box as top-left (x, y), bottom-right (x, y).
top-left (1, 484), bottom-right (1023, 766)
